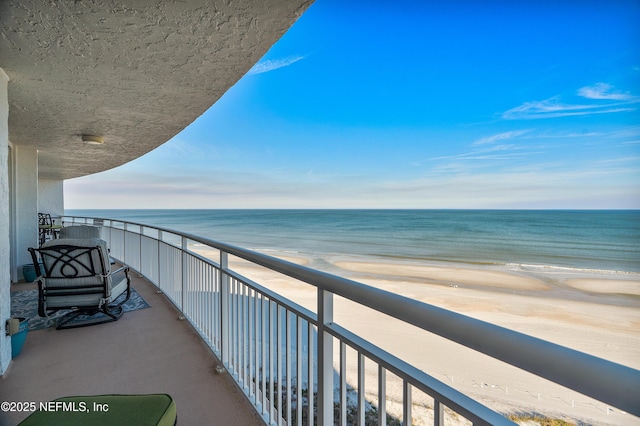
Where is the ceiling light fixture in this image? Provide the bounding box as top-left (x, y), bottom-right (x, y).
top-left (81, 134), bottom-right (104, 145)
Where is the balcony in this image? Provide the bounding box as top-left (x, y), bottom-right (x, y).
top-left (3, 270), bottom-right (263, 425)
top-left (4, 215), bottom-right (639, 426)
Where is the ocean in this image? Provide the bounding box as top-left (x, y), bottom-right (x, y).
top-left (64, 209), bottom-right (640, 274)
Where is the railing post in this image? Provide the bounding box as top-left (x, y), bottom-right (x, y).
top-left (317, 288), bottom-right (334, 426)
top-left (180, 236), bottom-right (187, 317)
top-left (139, 226), bottom-right (143, 275)
top-left (378, 365), bottom-right (386, 426)
top-left (403, 381), bottom-right (412, 426)
top-left (220, 251), bottom-right (230, 368)
top-left (122, 222), bottom-right (129, 265)
top-left (434, 401), bottom-right (444, 426)
top-left (157, 230), bottom-right (163, 290)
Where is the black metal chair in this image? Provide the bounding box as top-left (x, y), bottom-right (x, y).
top-left (28, 238), bottom-right (131, 329)
top-left (38, 213), bottom-right (62, 246)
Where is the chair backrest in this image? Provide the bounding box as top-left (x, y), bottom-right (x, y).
top-left (59, 225), bottom-right (101, 239)
top-left (32, 238), bottom-right (111, 289)
top-left (38, 213), bottom-right (53, 226)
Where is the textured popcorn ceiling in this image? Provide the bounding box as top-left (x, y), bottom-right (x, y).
top-left (0, 0), bottom-right (312, 180)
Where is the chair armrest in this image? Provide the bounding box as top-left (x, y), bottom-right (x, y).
top-left (110, 266), bottom-right (130, 276)
top-left (109, 266), bottom-right (130, 287)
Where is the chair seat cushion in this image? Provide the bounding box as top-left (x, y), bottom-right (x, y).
top-left (45, 271), bottom-right (129, 309)
top-left (19, 394), bottom-right (176, 426)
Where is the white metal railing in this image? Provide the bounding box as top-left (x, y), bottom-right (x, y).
top-left (62, 216), bottom-right (640, 425)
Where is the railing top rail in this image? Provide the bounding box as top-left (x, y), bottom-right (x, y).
top-left (63, 215), bottom-right (640, 415)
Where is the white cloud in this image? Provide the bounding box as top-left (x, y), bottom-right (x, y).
top-left (429, 143), bottom-right (537, 163)
top-left (409, 131), bottom-right (533, 166)
top-left (247, 55), bottom-right (306, 75)
top-left (367, 161), bottom-right (640, 209)
top-left (64, 156), bottom-right (640, 209)
top-left (502, 98), bottom-right (635, 120)
top-left (578, 83), bottom-right (636, 101)
top-left (473, 130), bottom-right (530, 145)
top-left (503, 83), bottom-right (639, 120)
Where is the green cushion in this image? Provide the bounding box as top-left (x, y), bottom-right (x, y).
top-left (19, 394), bottom-right (176, 426)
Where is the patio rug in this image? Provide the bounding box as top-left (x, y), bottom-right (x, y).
top-left (10, 288), bottom-right (150, 331)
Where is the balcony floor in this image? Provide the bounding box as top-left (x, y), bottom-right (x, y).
top-left (1, 272), bottom-right (265, 426)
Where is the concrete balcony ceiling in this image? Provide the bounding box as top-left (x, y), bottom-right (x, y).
top-left (0, 0), bottom-right (312, 180)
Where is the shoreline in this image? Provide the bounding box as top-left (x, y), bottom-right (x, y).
top-left (256, 247), bottom-right (640, 305)
top-left (328, 256), bottom-right (640, 305)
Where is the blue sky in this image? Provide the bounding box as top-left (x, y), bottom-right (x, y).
top-left (65, 0), bottom-right (640, 209)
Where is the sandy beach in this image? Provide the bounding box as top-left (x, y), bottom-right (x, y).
top-left (191, 246), bottom-right (640, 425)
top-left (327, 259), bottom-right (640, 425)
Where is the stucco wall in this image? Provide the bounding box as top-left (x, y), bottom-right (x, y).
top-left (14, 146), bottom-right (38, 273)
top-left (38, 179), bottom-right (64, 216)
top-left (1, 68), bottom-right (11, 375)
